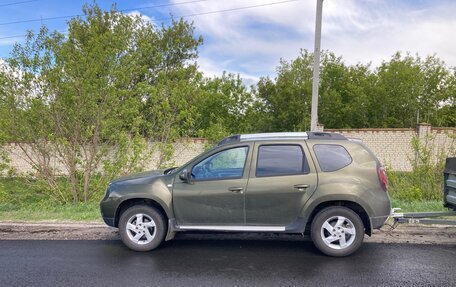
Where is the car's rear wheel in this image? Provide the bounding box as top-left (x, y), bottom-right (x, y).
top-left (119, 205), bottom-right (166, 251)
top-left (311, 206), bottom-right (364, 257)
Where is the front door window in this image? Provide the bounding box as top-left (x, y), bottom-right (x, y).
top-left (192, 146), bottom-right (248, 180)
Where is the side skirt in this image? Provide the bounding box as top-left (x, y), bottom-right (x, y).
top-left (176, 225), bottom-right (286, 232)
top-left (165, 217), bottom-right (308, 240)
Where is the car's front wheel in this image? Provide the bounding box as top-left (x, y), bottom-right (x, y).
top-left (119, 205), bottom-right (166, 251)
top-left (311, 206), bottom-right (364, 257)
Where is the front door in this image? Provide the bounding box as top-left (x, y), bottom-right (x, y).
top-left (245, 142), bottom-right (318, 226)
top-left (173, 145), bottom-right (251, 225)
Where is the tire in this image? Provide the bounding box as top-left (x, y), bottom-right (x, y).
top-left (118, 205), bottom-right (166, 252)
top-left (311, 206), bottom-right (364, 257)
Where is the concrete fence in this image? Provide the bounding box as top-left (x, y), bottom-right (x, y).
top-left (2, 124), bottom-right (455, 174)
top-left (2, 138), bottom-right (209, 176)
top-left (325, 123), bottom-right (455, 171)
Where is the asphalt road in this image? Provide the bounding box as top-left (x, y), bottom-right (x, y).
top-left (0, 237), bottom-right (455, 287)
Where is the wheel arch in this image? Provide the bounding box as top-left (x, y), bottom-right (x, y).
top-left (114, 197), bottom-right (169, 228)
top-left (304, 200), bottom-right (372, 236)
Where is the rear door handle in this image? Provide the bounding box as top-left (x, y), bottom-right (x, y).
top-left (228, 187), bottom-right (244, 194)
top-left (294, 184), bottom-right (310, 191)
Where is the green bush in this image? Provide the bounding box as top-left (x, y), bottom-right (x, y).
top-left (388, 134), bottom-right (454, 202)
top-left (388, 172), bottom-right (425, 201)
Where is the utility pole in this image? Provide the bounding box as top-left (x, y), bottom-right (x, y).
top-left (311, 0), bottom-right (323, 131)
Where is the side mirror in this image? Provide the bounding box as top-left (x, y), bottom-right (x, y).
top-left (179, 169), bottom-right (192, 183)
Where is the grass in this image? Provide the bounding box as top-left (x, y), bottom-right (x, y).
top-left (0, 202), bottom-right (101, 221)
top-left (387, 170), bottom-right (450, 212)
top-left (0, 176), bottom-right (452, 222)
top-left (390, 199), bottom-right (448, 213)
top-left (0, 177), bottom-right (101, 222)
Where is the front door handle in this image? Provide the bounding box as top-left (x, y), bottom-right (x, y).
top-left (294, 184), bottom-right (310, 191)
top-left (228, 187), bottom-right (244, 194)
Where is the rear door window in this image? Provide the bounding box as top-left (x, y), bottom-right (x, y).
top-left (313, 144), bottom-right (352, 172)
top-left (256, 145), bottom-right (309, 177)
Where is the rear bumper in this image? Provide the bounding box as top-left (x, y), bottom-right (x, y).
top-left (370, 215), bottom-right (389, 229)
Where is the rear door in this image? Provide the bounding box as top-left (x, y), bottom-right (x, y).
top-left (245, 141), bottom-right (318, 226)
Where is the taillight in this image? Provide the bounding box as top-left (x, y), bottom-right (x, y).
top-left (377, 166), bottom-right (388, 192)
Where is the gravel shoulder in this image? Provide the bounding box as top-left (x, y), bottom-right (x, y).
top-left (0, 221), bottom-right (455, 244)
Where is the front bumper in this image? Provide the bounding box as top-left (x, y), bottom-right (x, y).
top-left (102, 216), bottom-right (115, 227)
top-left (100, 196), bottom-right (121, 227)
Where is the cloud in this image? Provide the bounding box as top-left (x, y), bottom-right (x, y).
top-left (0, 37), bottom-right (19, 47)
top-left (322, 0), bottom-right (456, 67)
top-left (197, 56), bottom-right (259, 86)
top-left (169, 0), bottom-right (310, 78)
top-left (126, 10), bottom-right (156, 25)
top-left (168, 0), bottom-right (456, 80)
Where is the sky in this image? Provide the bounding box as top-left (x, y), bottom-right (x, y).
top-left (1, 0), bottom-right (455, 83)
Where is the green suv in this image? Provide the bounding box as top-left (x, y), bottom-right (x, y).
top-left (100, 132), bottom-right (391, 256)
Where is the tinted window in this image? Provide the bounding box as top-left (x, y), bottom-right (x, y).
top-left (256, 145), bottom-right (309, 177)
top-left (192, 146), bottom-right (248, 180)
top-left (313, 144), bottom-right (352, 172)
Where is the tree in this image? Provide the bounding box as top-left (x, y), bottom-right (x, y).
top-left (253, 50), bottom-right (314, 132)
top-left (1, 4), bottom-right (203, 202)
top-left (370, 53), bottom-right (454, 128)
top-left (252, 50), bottom-right (372, 131)
top-left (196, 72), bottom-right (254, 141)
top-left (420, 57), bottom-right (456, 127)
top-left (319, 54), bottom-right (373, 128)
top-left (0, 64), bottom-right (12, 174)
top-left (252, 50), bottom-right (455, 131)
top-left (433, 67), bottom-right (456, 127)
top-left (136, 18), bottom-right (203, 164)
top-left (371, 53), bottom-right (424, 127)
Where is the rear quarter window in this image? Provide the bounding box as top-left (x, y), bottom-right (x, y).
top-left (313, 144), bottom-right (352, 172)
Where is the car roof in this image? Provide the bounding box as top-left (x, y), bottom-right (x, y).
top-left (218, 132), bottom-right (347, 146)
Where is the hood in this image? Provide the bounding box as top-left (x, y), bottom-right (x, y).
top-left (109, 169), bottom-right (167, 186)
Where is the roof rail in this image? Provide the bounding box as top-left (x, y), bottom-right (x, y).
top-left (217, 132), bottom-right (347, 146)
top-left (218, 132), bottom-right (308, 145)
top-left (218, 135), bottom-right (240, 146)
top-left (240, 132), bottom-right (308, 141)
top-left (307, 132), bottom-right (346, 140)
